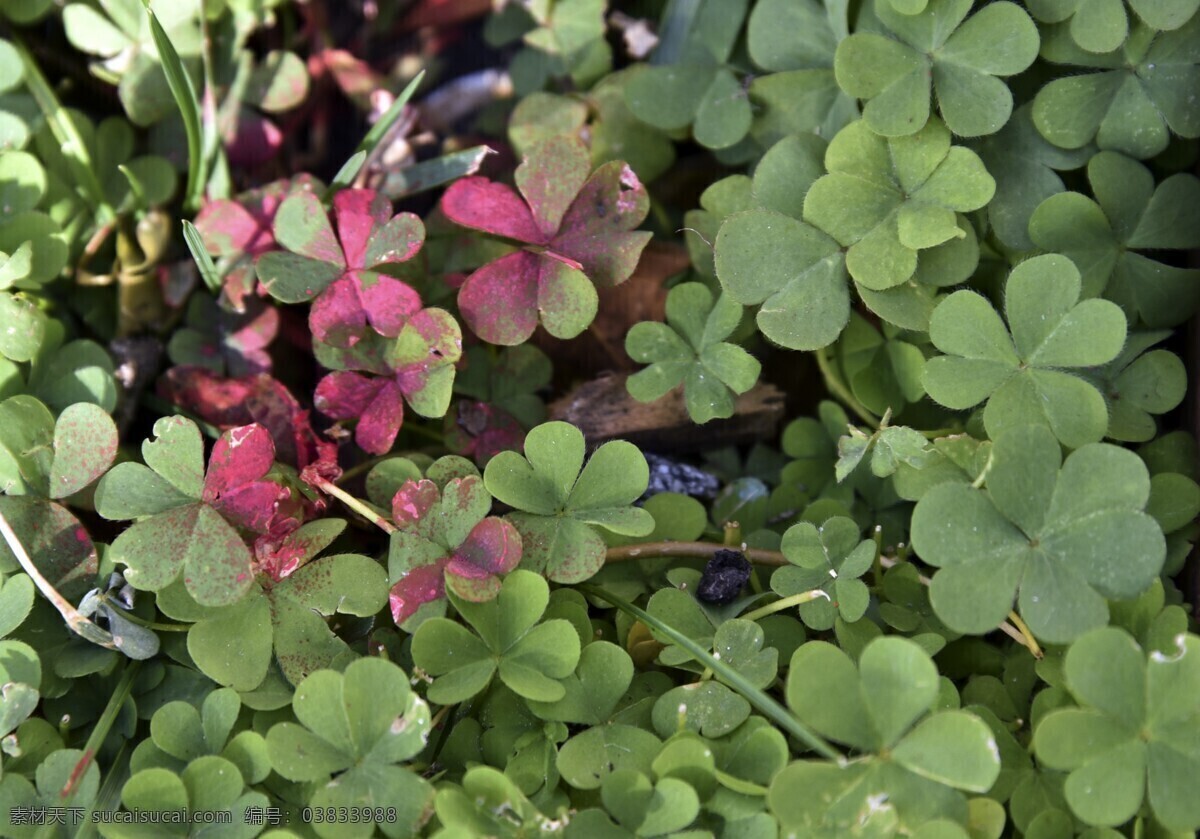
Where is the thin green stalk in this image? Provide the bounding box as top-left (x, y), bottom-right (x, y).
top-left (182, 220), bottom-right (222, 295)
top-left (814, 346), bottom-right (881, 428)
top-left (579, 584), bottom-right (844, 762)
top-left (11, 36), bottom-right (112, 222)
top-left (104, 604), bottom-right (190, 632)
top-left (57, 662), bottom-right (141, 807)
top-left (739, 589), bottom-right (831, 623)
top-left (309, 476), bottom-right (396, 534)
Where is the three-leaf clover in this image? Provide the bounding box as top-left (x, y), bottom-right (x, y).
top-left (1085, 331), bottom-right (1186, 443)
top-left (266, 657), bottom-right (434, 839)
top-left (95, 419), bottom-right (292, 606)
top-left (625, 282), bottom-right (761, 424)
top-left (410, 569), bottom-right (582, 704)
top-left (483, 421), bottom-right (654, 583)
top-left (256, 188), bottom-right (425, 348)
top-left (835, 421), bottom-right (934, 482)
top-left (140, 688), bottom-right (269, 785)
top-left (1026, 0), bottom-right (1199, 55)
top-left (772, 517), bottom-right (875, 629)
top-left (1032, 17), bottom-right (1200, 160)
top-left (1029, 151), bottom-right (1200, 327)
top-left (388, 473), bottom-right (522, 630)
top-left (834, 0), bottom-right (1039, 137)
top-left (922, 253), bottom-right (1127, 448)
top-left (777, 637), bottom-right (1001, 831)
top-left (911, 423), bottom-right (1166, 643)
top-left (1033, 627), bottom-right (1200, 832)
top-left (803, 118), bottom-right (995, 291)
top-left (313, 308), bottom-right (462, 455)
top-left (624, 0), bottom-right (752, 149)
top-left (440, 136), bottom-right (651, 345)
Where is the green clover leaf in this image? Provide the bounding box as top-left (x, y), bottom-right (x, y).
top-left (1029, 151), bottom-right (1200, 327)
top-left (0, 749), bottom-right (99, 838)
top-left (803, 118), bottom-right (995, 292)
top-left (140, 688), bottom-right (270, 786)
top-left (971, 103), bottom-right (1093, 252)
top-left (778, 637), bottom-right (1001, 831)
top-left (837, 314), bottom-right (928, 418)
top-left (911, 424), bottom-right (1166, 643)
top-left (1083, 331), bottom-right (1187, 443)
top-left (95, 417), bottom-right (258, 606)
top-left (99, 756), bottom-right (266, 839)
top-left (835, 421), bottom-right (934, 483)
top-left (165, 543), bottom-right (389, 691)
top-left (626, 282), bottom-right (761, 424)
top-left (484, 421), bottom-right (653, 583)
top-left (410, 569), bottom-right (582, 704)
top-left (1032, 17), bottom-right (1200, 160)
top-left (1033, 627), bottom-right (1200, 833)
top-left (601, 768), bottom-right (701, 836)
top-left (265, 657), bottom-right (434, 839)
top-left (834, 0), bottom-right (1039, 137)
top-left (773, 517), bottom-right (876, 629)
top-left (624, 0), bottom-right (752, 150)
top-left (923, 253), bottom-right (1127, 448)
top-left (1027, 0), bottom-right (1199, 55)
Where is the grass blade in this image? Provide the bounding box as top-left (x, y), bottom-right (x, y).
top-left (357, 70), bottom-right (425, 157)
top-left (578, 584), bottom-right (844, 761)
top-left (181, 220), bottom-right (221, 295)
top-left (143, 2), bottom-right (205, 211)
top-left (381, 145), bottom-right (493, 200)
top-left (328, 150), bottom-right (368, 195)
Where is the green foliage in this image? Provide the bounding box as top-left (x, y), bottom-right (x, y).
top-left (484, 421), bottom-right (653, 582)
top-left (912, 424), bottom-right (1165, 643)
top-left (923, 254), bottom-right (1127, 448)
top-left (626, 282), bottom-right (761, 423)
top-left (4, 0), bottom-right (1200, 836)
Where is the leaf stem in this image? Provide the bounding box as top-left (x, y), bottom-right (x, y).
top-left (813, 346), bottom-right (881, 428)
top-left (579, 584), bottom-right (844, 761)
top-left (308, 476), bottom-right (396, 534)
top-left (0, 507), bottom-right (117, 651)
top-left (604, 541), bottom-right (1043, 658)
top-left (740, 589), bottom-right (831, 622)
top-left (57, 661), bottom-right (140, 805)
top-left (104, 603), bottom-right (190, 632)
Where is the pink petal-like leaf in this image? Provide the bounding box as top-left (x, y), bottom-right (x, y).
top-left (552, 161), bottom-right (652, 288)
top-left (443, 402), bottom-right (526, 466)
top-left (515, 135), bottom-right (591, 240)
top-left (332, 189), bottom-right (393, 268)
top-left (457, 251), bottom-right (542, 345)
top-left (203, 424), bottom-right (277, 500)
top-left (453, 516), bottom-right (522, 576)
top-left (355, 379), bottom-right (407, 455)
top-left (309, 276), bottom-right (371, 348)
top-left (213, 481), bottom-right (292, 534)
top-left (361, 271), bottom-right (423, 337)
top-left (440, 176), bottom-right (545, 244)
top-left (313, 370), bottom-right (389, 421)
top-left (389, 559), bottom-right (449, 625)
top-left (194, 199), bottom-right (270, 256)
top-left (226, 109), bottom-right (284, 168)
top-left (391, 479), bottom-right (441, 529)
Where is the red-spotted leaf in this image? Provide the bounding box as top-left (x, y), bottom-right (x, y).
top-left (314, 307), bottom-right (462, 455)
top-left (48, 403), bottom-right (119, 500)
top-left (193, 175), bottom-right (320, 311)
top-left (441, 137), bottom-right (651, 345)
top-left (256, 188), bottom-right (425, 349)
top-left (94, 419), bottom-right (308, 606)
top-left (0, 495), bottom-right (98, 602)
top-left (387, 474), bottom-right (522, 630)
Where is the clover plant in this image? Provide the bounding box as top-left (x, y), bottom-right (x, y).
top-left (1, 0), bottom-right (1199, 836)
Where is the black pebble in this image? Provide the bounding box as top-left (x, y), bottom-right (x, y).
top-left (696, 549), bottom-right (752, 604)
